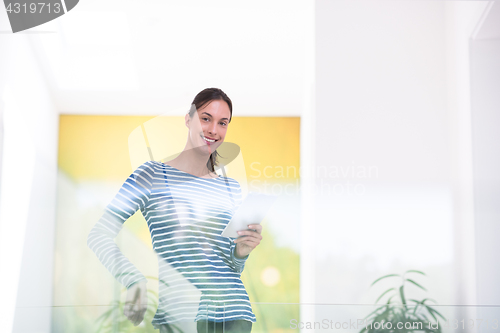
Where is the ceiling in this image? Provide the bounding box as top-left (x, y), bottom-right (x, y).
top-left (30, 0), bottom-right (311, 116)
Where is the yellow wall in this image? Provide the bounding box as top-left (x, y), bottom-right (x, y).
top-left (58, 115), bottom-right (300, 182)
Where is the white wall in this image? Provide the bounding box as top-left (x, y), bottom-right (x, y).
top-left (311, 0), bottom-right (489, 326)
top-left (444, 2), bottom-right (492, 327)
top-left (470, 37), bottom-right (500, 306)
top-left (0, 18), bottom-right (59, 333)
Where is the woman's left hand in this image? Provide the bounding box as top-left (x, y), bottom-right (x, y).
top-left (234, 224), bottom-right (263, 258)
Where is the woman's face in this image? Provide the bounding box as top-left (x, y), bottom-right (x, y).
top-left (185, 99), bottom-right (231, 155)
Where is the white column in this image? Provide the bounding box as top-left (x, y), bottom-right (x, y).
top-left (300, 0), bottom-right (316, 329)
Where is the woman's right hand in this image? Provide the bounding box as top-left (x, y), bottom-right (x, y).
top-left (124, 280), bottom-right (148, 326)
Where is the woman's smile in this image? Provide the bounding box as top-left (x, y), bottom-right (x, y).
top-left (201, 134), bottom-right (218, 145)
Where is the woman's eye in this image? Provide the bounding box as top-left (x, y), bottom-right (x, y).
top-left (202, 117), bottom-right (210, 122)
top-left (220, 122), bottom-right (227, 126)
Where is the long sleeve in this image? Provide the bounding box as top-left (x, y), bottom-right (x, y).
top-left (230, 243), bottom-right (249, 274)
top-left (87, 161), bottom-right (154, 289)
top-left (227, 179), bottom-right (250, 274)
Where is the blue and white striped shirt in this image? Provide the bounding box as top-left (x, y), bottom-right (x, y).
top-left (87, 160), bottom-right (257, 326)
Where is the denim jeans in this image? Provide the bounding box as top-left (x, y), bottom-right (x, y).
top-left (196, 319), bottom-right (252, 333)
top-left (158, 319), bottom-right (252, 333)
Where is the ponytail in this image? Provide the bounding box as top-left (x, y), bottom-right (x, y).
top-left (207, 150), bottom-right (220, 172)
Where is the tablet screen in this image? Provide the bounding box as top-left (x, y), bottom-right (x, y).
top-left (221, 192), bottom-right (278, 238)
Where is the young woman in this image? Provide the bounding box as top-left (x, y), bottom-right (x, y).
top-left (87, 88), bottom-right (262, 333)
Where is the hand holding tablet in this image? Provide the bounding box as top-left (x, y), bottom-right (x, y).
top-left (221, 192), bottom-right (278, 238)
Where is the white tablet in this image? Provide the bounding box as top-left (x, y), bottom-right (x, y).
top-left (221, 192), bottom-right (278, 238)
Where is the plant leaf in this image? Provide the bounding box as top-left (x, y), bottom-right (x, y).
top-left (370, 274), bottom-right (400, 287)
top-left (375, 288), bottom-right (395, 304)
top-left (424, 305), bottom-right (437, 321)
top-left (405, 269), bottom-right (426, 276)
top-left (373, 307), bottom-right (391, 323)
top-left (399, 285), bottom-right (407, 311)
top-left (410, 297), bottom-right (441, 317)
top-left (406, 278), bottom-right (427, 291)
top-left (409, 298), bottom-right (424, 315)
top-left (422, 298), bottom-right (437, 304)
top-left (418, 313), bottom-right (430, 322)
top-left (363, 304), bottom-right (387, 320)
top-left (94, 309), bottom-right (113, 323)
top-left (426, 305), bottom-right (446, 320)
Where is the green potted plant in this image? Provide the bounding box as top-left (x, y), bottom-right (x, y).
top-left (360, 270), bottom-right (445, 333)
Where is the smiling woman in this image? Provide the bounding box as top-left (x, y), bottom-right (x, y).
top-left (87, 88), bottom-right (260, 333)
top-left (181, 89), bottom-right (234, 178)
